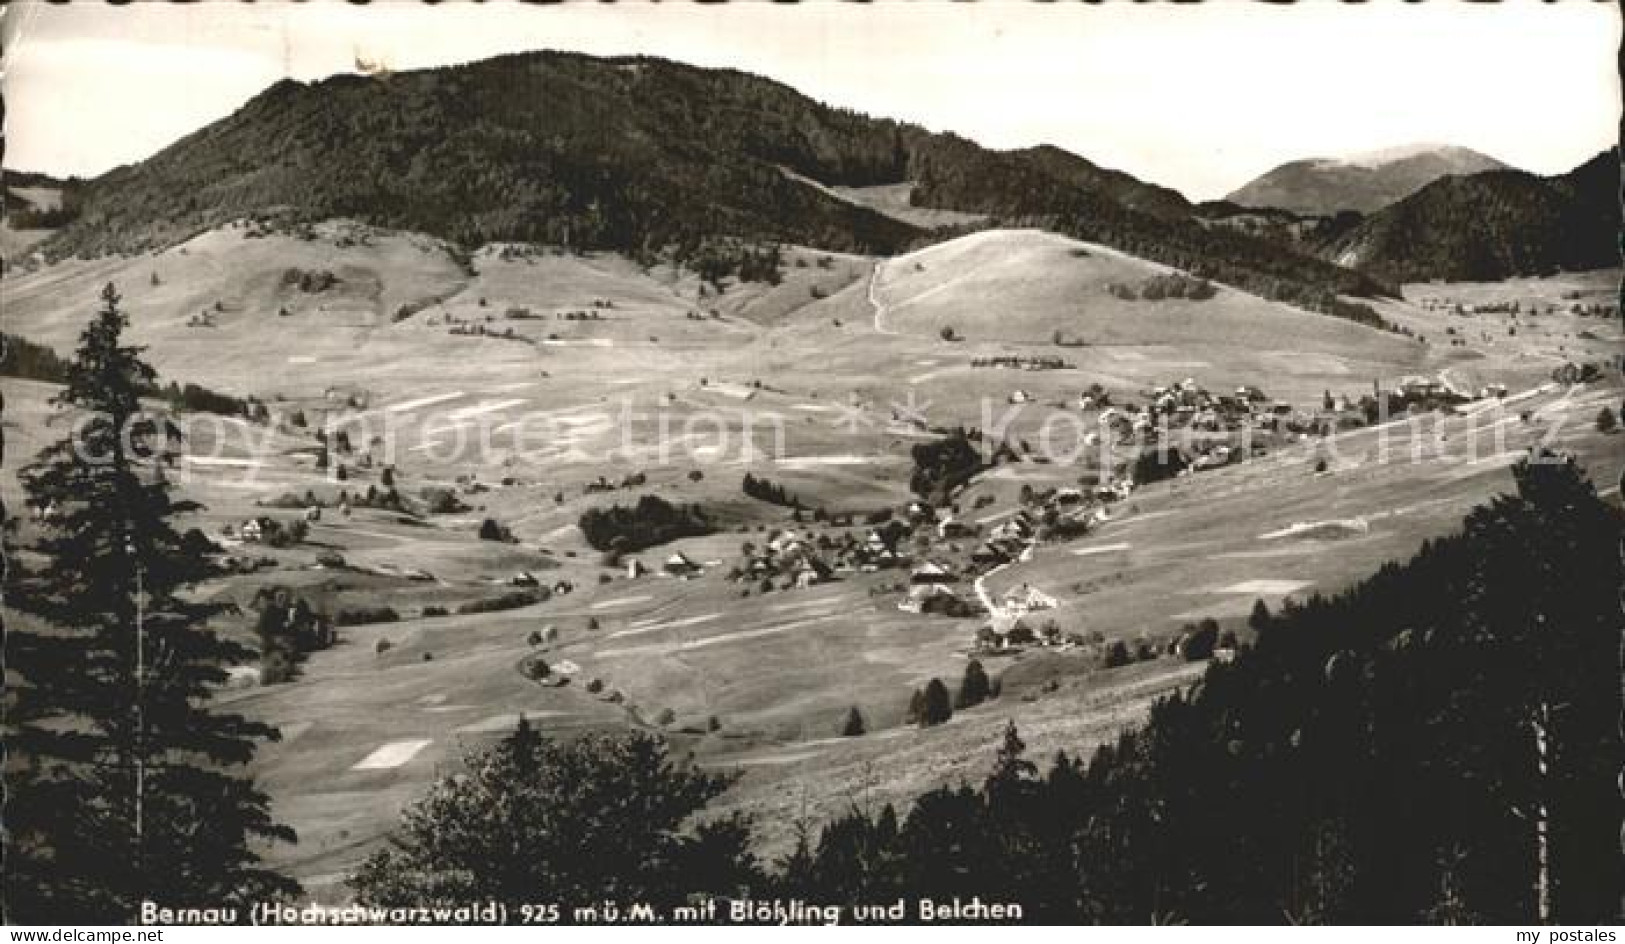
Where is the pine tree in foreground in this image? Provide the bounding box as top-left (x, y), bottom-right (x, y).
top-left (348, 719), bottom-right (760, 910)
top-left (5, 284), bottom-right (298, 923)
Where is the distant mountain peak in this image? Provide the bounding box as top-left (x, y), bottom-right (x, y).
top-left (1228, 144), bottom-right (1511, 215)
top-left (1339, 142), bottom-right (1478, 169)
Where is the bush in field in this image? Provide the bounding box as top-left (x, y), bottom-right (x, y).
top-left (840, 706), bottom-right (866, 737)
top-left (1138, 273), bottom-right (1217, 301)
top-left (457, 591), bottom-right (541, 616)
top-left (478, 517), bottom-right (515, 542)
top-left (955, 659), bottom-right (992, 709)
top-left (335, 606), bottom-right (401, 627)
top-left (1181, 618), bottom-right (1220, 661)
top-left (918, 679), bottom-right (953, 728)
top-left (577, 495), bottom-right (713, 552)
top-left (904, 688), bottom-right (925, 726)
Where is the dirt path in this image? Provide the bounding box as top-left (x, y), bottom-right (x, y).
top-left (867, 261), bottom-right (897, 336)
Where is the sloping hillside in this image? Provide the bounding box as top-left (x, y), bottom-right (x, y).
top-left (873, 229), bottom-right (1415, 358)
top-left (1316, 149), bottom-right (1620, 283)
top-left (1228, 144), bottom-right (1509, 215)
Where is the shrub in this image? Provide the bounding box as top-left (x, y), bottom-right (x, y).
top-left (840, 705), bottom-right (866, 737)
top-left (478, 518), bottom-right (515, 542)
top-left (918, 678), bottom-right (953, 728)
top-left (336, 606), bottom-right (400, 626)
top-left (374, 638), bottom-right (393, 655)
top-left (955, 659), bottom-right (993, 709)
top-left (421, 605), bottom-right (449, 618)
top-left (420, 487), bottom-right (471, 515)
top-left (1103, 640), bottom-right (1132, 668)
top-left (1182, 618), bottom-right (1220, 661)
top-left (457, 591), bottom-right (541, 616)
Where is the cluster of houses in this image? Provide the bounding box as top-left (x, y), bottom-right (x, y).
top-left (231, 516), bottom-right (304, 547)
top-left (983, 582), bottom-right (1062, 645)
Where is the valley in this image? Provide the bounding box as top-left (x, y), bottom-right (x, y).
top-left (5, 212), bottom-right (1618, 900)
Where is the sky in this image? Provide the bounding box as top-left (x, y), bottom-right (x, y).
top-left (2, 0), bottom-right (1618, 201)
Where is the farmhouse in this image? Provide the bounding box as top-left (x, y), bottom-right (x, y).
top-left (898, 582), bottom-right (977, 616)
top-left (1398, 375), bottom-right (1446, 398)
top-left (665, 552), bottom-right (702, 578)
top-left (910, 561), bottom-right (956, 585)
top-left (1001, 583), bottom-right (1058, 614)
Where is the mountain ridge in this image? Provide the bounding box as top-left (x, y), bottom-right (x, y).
top-left (1228, 144), bottom-right (1511, 215)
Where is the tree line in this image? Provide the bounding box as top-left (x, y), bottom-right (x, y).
top-left (3, 332), bottom-right (263, 420)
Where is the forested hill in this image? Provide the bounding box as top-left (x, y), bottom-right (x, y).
top-left (43, 53), bottom-right (922, 259)
top-left (1314, 148), bottom-right (1621, 283)
top-left (43, 50), bottom-right (1391, 312)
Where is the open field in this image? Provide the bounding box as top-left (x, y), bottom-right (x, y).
top-left (5, 220), bottom-right (1620, 897)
